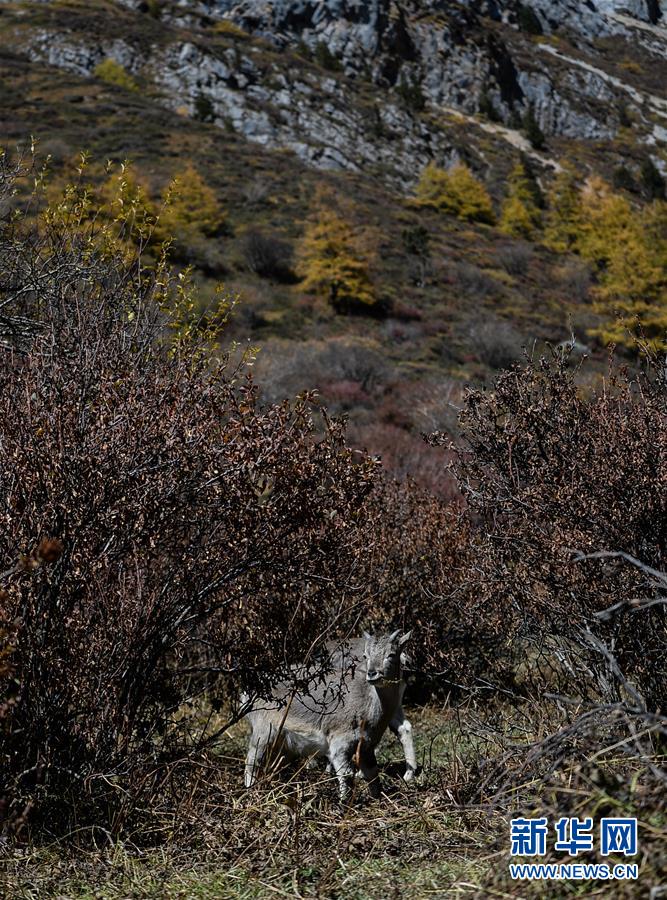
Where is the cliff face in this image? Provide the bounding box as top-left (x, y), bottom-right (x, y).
top-left (223, 0), bottom-right (667, 45)
top-left (1, 0), bottom-right (666, 186)
top-left (220, 0), bottom-right (667, 144)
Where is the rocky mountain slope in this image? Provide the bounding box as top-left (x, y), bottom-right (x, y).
top-left (2, 0), bottom-right (666, 185)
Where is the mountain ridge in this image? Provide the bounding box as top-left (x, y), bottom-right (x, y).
top-left (2, 0), bottom-right (666, 187)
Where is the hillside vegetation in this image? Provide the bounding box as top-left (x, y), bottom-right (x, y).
top-left (1, 151), bottom-right (665, 899)
top-left (1, 0), bottom-right (666, 896)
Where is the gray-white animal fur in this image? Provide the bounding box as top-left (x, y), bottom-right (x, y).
top-left (243, 629), bottom-right (416, 798)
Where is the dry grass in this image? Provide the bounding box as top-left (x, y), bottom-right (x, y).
top-left (2, 703), bottom-right (664, 899)
top-left (0, 706), bottom-right (498, 898)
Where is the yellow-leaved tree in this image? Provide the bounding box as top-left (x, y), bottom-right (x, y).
top-left (540, 171), bottom-right (667, 347)
top-left (297, 200), bottom-right (378, 314)
top-left (45, 160), bottom-right (226, 276)
top-left (159, 165), bottom-right (226, 240)
top-left (575, 177), bottom-right (634, 266)
top-left (94, 58), bottom-right (138, 92)
top-left (499, 161), bottom-right (543, 239)
top-left (543, 168), bottom-right (583, 253)
top-left (415, 162), bottom-right (495, 224)
top-left (577, 178), bottom-right (667, 346)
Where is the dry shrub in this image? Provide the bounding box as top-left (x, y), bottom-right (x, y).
top-left (224, 280), bottom-right (273, 331)
top-left (394, 377), bottom-right (465, 437)
top-left (382, 319), bottom-right (423, 344)
top-left (557, 259), bottom-right (592, 302)
top-left (358, 478), bottom-right (470, 683)
top-left (454, 262), bottom-right (499, 299)
top-left (468, 699), bottom-right (666, 897)
top-left (352, 422), bottom-right (459, 500)
top-left (175, 232), bottom-right (227, 275)
top-left (320, 379), bottom-right (372, 412)
top-left (448, 350), bottom-right (667, 711)
top-left (496, 241), bottom-right (533, 276)
top-left (253, 337), bottom-right (392, 406)
top-left (0, 155), bottom-right (378, 834)
top-left (391, 302), bottom-right (423, 322)
top-left (465, 315), bottom-right (526, 369)
top-left (242, 229), bottom-right (294, 281)
top-left (241, 177), bottom-right (270, 207)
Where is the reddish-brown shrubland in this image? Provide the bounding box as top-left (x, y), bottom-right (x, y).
top-left (1, 153), bottom-right (664, 880)
top-left (0, 155), bottom-right (378, 834)
top-left (446, 352), bottom-right (667, 711)
top-left (359, 478), bottom-right (470, 685)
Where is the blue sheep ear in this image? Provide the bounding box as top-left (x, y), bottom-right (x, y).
top-left (399, 630), bottom-right (412, 647)
top-left (363, 631), bottom-right (372, 643)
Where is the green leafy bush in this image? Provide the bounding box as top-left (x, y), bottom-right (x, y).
top-left (396, 73), bottom-right (426, 112)
top-left (522, 103), bottom-right (546, 149)
top-left (94, 58), bottom-right (138, 92)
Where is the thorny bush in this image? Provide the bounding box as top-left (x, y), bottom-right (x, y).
top-left (0, 153), bottom-right (378, 834)
top-left (358, 478), bottom-right (472, 698)
top-left (445, 351), bottom-right (667, 712)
